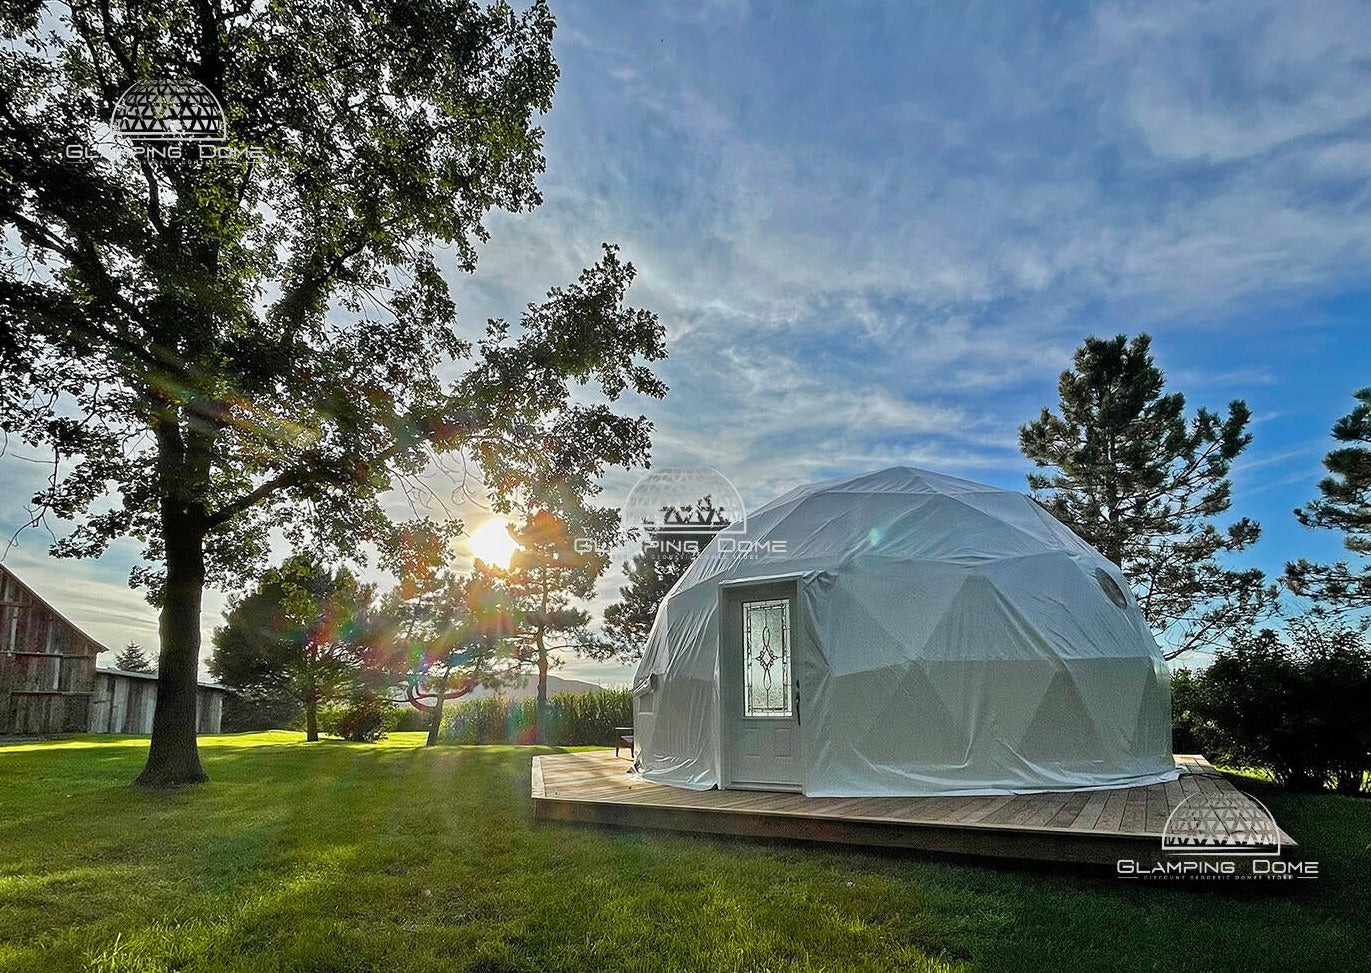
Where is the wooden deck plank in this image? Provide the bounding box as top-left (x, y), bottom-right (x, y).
top-left (980, 792), bottom-right (1071, 827)
top-left (1066, 790), bottom-right (1111, 831)
top-left (1046, 790), bottom-right (1093, 829)
top-left (900, 796), bottom-right (985, 824)
top-left (1144, 785), bottom-right (1169, 835)
top-left (1091, 785), bottom-right (1130, 833)
top-left (531, 750), bottom-right (1296, 864)
top-left (1020, 791), bottom-right (1083, 828)
top-left (530, 755), bottom-right (545, 798)
top-left (956, 796), bottom-right (1015, 824)
top-left (1119, 787), bottom-right (1147, 833)
top-left (1162, 778), bottom-right (1186, 820)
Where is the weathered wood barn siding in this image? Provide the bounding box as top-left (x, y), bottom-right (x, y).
top-left (0, 564), bottom-right (101, 734)
top-left (0, 564), bottom-right (228, 736)
top-left (88, 670), bottom-right (226, 735)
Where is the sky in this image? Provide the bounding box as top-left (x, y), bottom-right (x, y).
top-left (2, 0), bottom-right (1369, 685)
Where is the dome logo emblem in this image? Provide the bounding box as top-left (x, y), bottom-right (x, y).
top-left (1161, 791), bottom-right (1281, 856)
top-left (623, 467), bottom-right (746, 542)
top-left (111, 79), bottom-right (227, 143)
top-left (573, 466), bottom-right (785, 559)
top-left (1116, 788), bottom-right (1317, 878)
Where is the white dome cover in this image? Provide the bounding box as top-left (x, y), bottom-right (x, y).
top-left (632, 467), bottom-right (1177, 796)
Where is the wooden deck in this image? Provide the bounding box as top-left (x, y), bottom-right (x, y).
top-left (532, 750), bottom-right (1296, 867)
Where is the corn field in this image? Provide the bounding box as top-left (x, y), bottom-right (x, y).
top-left (441, 689), bottom-right (633, 746)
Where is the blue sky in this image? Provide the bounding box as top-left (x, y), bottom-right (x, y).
top-left (2, 0), bottom-right (1369, 683)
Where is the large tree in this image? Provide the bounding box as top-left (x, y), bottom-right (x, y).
top-left (0, 1), bottom-right (667, 784)
top-left (1020, 334), bottom-right (1274, 659)
top-left (210, 555), bottom-right (375, 742)
top-left (1286, 387), bottom-right (1371, 613)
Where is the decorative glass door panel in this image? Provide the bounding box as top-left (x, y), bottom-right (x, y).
top-left (743, 599), bottom-right (791, 718)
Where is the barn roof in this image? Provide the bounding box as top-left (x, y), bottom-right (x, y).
top-left (0, 562), bottom-right (105, 654)
top-left (96, 666), bottom-right (228, 692)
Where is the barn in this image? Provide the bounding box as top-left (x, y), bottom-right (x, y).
top-left (89, 667), bottom-right (227, 735)
top-left (0, 563), bottom-right (227, 736)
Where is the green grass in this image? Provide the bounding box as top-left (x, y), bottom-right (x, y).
top-left (0, 734), bottom-right (1367, 972)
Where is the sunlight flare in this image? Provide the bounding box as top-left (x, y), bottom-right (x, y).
top-left (467, 519), bottom-right (519, 569)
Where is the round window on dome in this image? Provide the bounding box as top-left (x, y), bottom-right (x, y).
top-left (1096, 568), bottom-right (1129, 609)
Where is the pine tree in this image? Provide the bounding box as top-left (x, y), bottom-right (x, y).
top-left (379, 569), bottom-right (520, 747)
top-left (209, 557), bottom-right (376, 742)
top-left (1286, 387), bottom-right (1371, 612)
top-left (1020, 333), bottom-right (1275, 659)
top-left (114, 642), bottom-right (154, 673)
top-left (498, 508), bottom-right (613, 741)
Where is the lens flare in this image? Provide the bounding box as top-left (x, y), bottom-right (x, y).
top-left (468, 520), bottom-right (519, 569)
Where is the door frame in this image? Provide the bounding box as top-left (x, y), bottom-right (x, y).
top-left (717, 575), bottom-right (808, 791)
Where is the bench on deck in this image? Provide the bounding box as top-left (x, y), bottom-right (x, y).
top-left (614, 726), bottom-right (634, 759)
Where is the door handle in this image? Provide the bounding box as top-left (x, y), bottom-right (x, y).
top-left (794, 679), bottom-right (801, 727)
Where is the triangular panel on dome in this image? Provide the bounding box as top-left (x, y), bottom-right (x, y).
top-left (831, 663), bottom-right (973, 785)
top-left (1014, 668), bottom-right (1107, 765)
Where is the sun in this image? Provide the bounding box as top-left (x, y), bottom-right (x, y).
top-left (467, 519), bottom-right (519, 569)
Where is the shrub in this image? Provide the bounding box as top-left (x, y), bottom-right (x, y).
top-left (221, 689), bottom-right (301, 732)
top-left (1198, 616), bottom-right (1371, 793)
top-left (315, 703), bottom-right (350, 737)
top-left (442, 689), bottom-right (632, 746)
top-left (392, 707), bottom-right (432, 732)
top-left (1170, 666), bottom-right (1219, 755)
top-left (444, 696), bottom-right (518, 745)
top-left (1291, 617), bottom-right (1371, 795)
top-left (329, 694), bottom-right (400, 742)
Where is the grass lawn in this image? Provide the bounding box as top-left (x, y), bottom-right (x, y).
top-left (0, 733), bottom-right (1367, 972)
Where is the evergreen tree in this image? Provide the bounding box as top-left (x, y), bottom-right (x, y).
top-left (114, 642), bottom-right (154, 673)
top-left (1286, 387), bottom-right (1371, 612)
top-left (498, 508), bottom-right (613, 741)
top-left (380, 568), bottom-right (520, 746)
top-left (209, 556), bottom-right (376, 742)
top-left (1020, 334), bottom-right (1274, 659)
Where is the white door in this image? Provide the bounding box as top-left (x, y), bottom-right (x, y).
top-left (720, 581), bottom-right (803, 790)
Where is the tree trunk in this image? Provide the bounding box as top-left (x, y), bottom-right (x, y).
top-left (305, 688), bottom-right (319, 742)
top-left (426, 664), bottom-right (451, 747)
top-left (135, 494), bottom-right (209, 787)
top-left (536, 630), bottom-right (549, 745)
top-left (535, 573), bottom-right (549, 744)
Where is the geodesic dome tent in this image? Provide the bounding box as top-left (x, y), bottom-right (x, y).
top-left (630, 467), bottom-right (1177, 797)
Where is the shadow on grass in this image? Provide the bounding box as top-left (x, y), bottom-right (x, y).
top-left (3, 739), bottom-right (1368, 972)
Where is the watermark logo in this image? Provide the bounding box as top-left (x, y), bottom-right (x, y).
top-left (574, 466), bottom-right (787, 559)
top-left (622, 467), bottom-right (746, 543)
top-left (1117, 788), bottom-right (1318, 880)
top-left (63, 77), bottom-right (264, 162)
top-left (111, 79), bottom-right (226, 143)
top-left (1161, 791), bottom-right (1281, 856)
